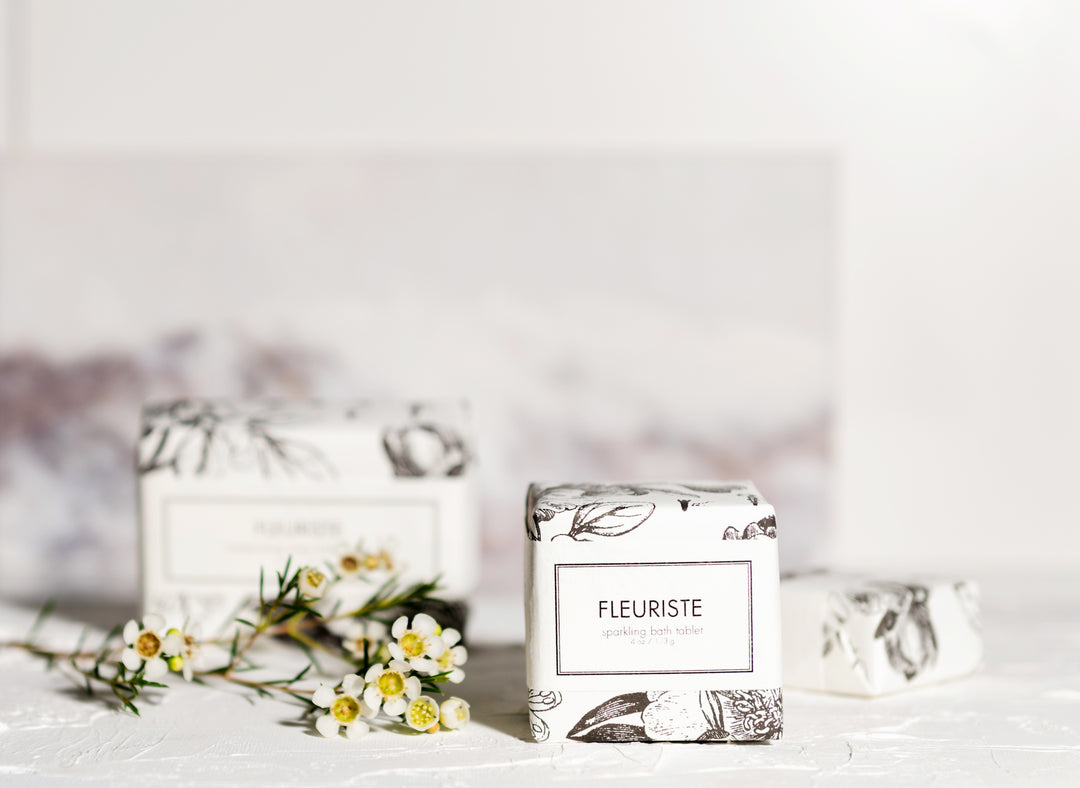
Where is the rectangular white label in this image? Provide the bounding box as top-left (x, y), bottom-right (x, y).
top-left (162, 497), bottom-right (438, 584)
top-left (555, 561), bottom-right (752, 676)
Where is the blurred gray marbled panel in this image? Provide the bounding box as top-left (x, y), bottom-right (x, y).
top-left (0, 155), bottom-right (833, 601)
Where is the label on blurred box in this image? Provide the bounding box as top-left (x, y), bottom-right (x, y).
top-left (160, 497), bottom-right (439, 583)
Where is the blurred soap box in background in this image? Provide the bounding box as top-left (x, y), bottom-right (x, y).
top-left (781, 571), bottom-right (982, 696)
top-left (137, 399), bottom-right (479, 632)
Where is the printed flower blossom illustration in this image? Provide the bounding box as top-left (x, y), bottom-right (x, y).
top-left (313, 675), bottom-right (376, 740)
top-left (404, 696), bottom-right (441, 731)
top-left (432, 628), bottom-right (468, 683)
top-left (388, 614), bottom-right (446, 673)
top-left (121, 614), bottom-right (181, 680)
top-left (440, 697), bottom-right (470, 730)
top-left (363, 660), bottom-right (421, 717)
top-left (382, 419), bottom-right (469, 477)
top-left (642, 691), bottom-right (725, 741)
top-left (297, 567), bottom-right (328, 599)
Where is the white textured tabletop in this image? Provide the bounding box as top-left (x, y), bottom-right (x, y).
top-left (1, 573), bottom-right (1077, 786)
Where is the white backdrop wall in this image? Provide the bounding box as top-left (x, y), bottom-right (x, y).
top-left (1, 1), bottom-right (1077, 572)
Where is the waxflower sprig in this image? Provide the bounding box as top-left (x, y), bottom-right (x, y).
top-left (3, 602), bottom-right (173, 716)
top-left (305, 611), bottom-right (469, 741)
top-left (1, 549), bottom-right (472, 740)
top-left (312, 656), bottom-right (470, 741)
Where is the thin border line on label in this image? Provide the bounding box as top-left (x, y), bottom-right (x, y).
top-left (554, 560), bottom-right (754, 677)
top-left (161, 496), bottom-right (441, 584)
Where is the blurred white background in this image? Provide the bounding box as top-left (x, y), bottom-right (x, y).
top-left (0, 1), bottom-right (1077, 601)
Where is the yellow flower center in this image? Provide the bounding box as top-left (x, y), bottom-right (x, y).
top-left (136, 631), bottom-right (162, 658)
top-left (377, 671), bottom-right (405, 697)
top-left (363, 554), bottom-right (380, 570)
top-left (332, 695), bottom-right (360, 723)
top-left (453, 705), bottom-right (468, 723)
top-left (400, 632), bottom-right (425, 658)
top-left (438, 649), bottom-right (454, 669)
top-left (304, 569), bottom-right (325, 587)
top-left (340, 555), bottom-right (359, 573)
top-left (408, 699), bottom-right (438, 729)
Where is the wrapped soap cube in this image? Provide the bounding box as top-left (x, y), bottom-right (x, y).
top-left (524, 481), bottom-right (783, 743)
top-left (781, 571), bottom-right (982, 696)
top-left (137, 399), bottom-right (478, 632)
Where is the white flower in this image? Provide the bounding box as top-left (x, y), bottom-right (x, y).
top-left (313, 674), bottom-right (376, 740)
top-left (297, 567), bottom-right (329, 599)
top-left (341, 547), bottom-right (395, 575)
top-left (440, 697), bottom-right (470, 730)
top-left (342, 619), bottom-right (388, 661)
top-left (164, 622), bottom-right (202, 682)
top-left (432, 628), bottom-right (468, 683)
top-left (335, 551), bottom-right (365, 578)
top-left (404, 696), bottom-right (441, 732)
top-left (388, 614), bottom-right (446, 673)
top-left (121, 614), bottom-right (181, 680)
top-left (363, 660), bottom-right (421, 717)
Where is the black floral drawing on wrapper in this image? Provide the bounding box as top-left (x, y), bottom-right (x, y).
top-left (565, 689), bottom-right (782, 743)
top-left (870, 583), bottom-right (938, 680)
top-left (382, 411), bottom-right (469, 478)
top-left (526, 482), bottom-right (761, 542)
top-left (823, 582), bottom-right (939, 682)
top-left (527, 690), bottom-right (563, 743)
top-left (138, 400), bottom-right (336, 480)
top-left (954, 581), bottom-right (982, 633)
top-left (563, 502), bottom-right (657, 541)
top-left (722, 515), bottom-right (778, 541)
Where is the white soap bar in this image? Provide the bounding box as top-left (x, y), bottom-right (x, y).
top-left (137, 399), bottom-right (478, 630)
top-left (781, 571), bottom-right (982, 696)
top-left (524, 481), bottom-right (783, 743)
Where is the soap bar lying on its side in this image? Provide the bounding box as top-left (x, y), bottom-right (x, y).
top-left (781, 571), bottom-right (982, 696)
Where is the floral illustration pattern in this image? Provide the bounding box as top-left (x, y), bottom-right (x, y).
top-left (550, 688), bottom-right (782, 742)
top-left (526, 482), bottom-right (767, 542)
top-left (527, 690), bottom-right (564, 743)
top-left (382, 406), bottom-right (470, 477)
top-left (722, 515), bottom-right (778, 541)
top-left (954, 581), bottom-right (982, 633)
top-left (138, 399), bottom-right (336, 480)
top-left (824, 581), bottom-right (939, 682)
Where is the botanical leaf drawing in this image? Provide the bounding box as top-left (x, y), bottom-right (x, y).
top-left (566, 503), bottom-right (656, 541)
top-left (823, 581), bottom-right (939, 683)
top-left (567, 692), bottom-right (650, 740)
top-left (138, 400), bottom-right (336, 480)
top-left (526, 482), bottom-right (762, 541)
top-left (870, 583), bottom-right (937, 681)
